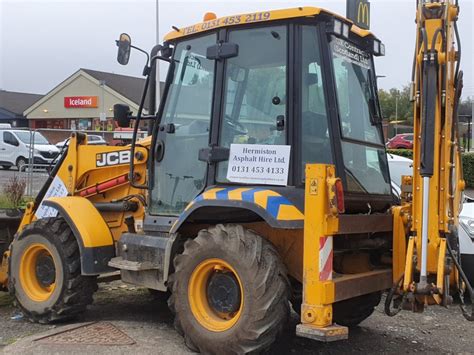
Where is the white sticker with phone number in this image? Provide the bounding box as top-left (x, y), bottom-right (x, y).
top-left (226, 144), bottom-right (290, 186)
top-left (35, 176), bottom-right (68, 219)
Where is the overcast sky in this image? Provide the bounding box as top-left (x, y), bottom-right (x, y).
top-left (0, 0), bottom-right (473, 99)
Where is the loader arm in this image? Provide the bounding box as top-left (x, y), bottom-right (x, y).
top-left (390, 0), bottom-right (472, 317)
top-left (0, 131), bottom-right (150, 288)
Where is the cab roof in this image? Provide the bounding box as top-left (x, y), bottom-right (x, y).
top-left (164, 6), bottom-right (376, 42)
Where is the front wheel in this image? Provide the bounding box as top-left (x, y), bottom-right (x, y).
top-left (168, 224), bottom-right (290, 354)
top-left (16, 157), bottom-right (27, 171)
top-left (9, 217), bottom-right (97, 323)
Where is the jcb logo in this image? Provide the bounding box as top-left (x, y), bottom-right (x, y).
top-left (96, 151), bottom-right (131, 167)
top-left (346, 0), bottom-right (370, 30)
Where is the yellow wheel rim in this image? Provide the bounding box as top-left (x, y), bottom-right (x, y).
top-left (188, 258), bottom-right (243, 332)
top-left (19, 243), bottom-right (57, 302)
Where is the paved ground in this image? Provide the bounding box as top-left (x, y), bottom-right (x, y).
top-left (1, 281), bottom-right (473, 354)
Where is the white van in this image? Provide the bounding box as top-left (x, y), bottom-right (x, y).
top-left (0, 130), bottom-right (60, 170)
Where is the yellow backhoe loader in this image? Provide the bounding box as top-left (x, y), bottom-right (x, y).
top-left (0, 1), bottom-right (471, 353)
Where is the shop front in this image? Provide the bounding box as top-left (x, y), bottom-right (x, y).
top-left (24, 68), bottom-right (147, 144)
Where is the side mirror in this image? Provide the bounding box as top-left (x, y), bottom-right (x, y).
top-left (114, 104), bottom-right (132, 128)
top-left (116, 33), bottom-right (131, 65)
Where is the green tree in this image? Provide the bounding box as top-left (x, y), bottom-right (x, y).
top-left (459, 96), bottom-right (473, 117)
top-left (378, 84), bottom-right (413, 122)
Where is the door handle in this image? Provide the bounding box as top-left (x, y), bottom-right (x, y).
top-left (276, 115), bottom-right (285, 131)
top-left (0, 148), bottom-right (5, 150)
top-left (155, 139), bottom-right (165, 162)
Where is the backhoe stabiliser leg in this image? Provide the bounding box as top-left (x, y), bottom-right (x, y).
top-left (418, 39), bottom-right (438, 292)
top-left (418, 176), bottom-right (431, 290)
top-left (296, 164), bottom-right (348, 342)
top-left (403, 0), bottom-right (467, 312)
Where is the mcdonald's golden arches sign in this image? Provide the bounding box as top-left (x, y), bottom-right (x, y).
top-left (346, 0), bottom-right (370, 30)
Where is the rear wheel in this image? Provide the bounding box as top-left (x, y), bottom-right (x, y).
top-left (332, 292), bottom-right (381, 327)
top-left (9, 217), bottom-right (97, 323)
top-left (291, 287), bottom-right (381, 327)
top-left (168, 224), bottom-right (290, 354)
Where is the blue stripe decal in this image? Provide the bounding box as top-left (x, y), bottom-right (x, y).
top-left (266, 196), bottom-right (292, 218)
top-left (215, 189), bottom-right (229, 200)
top-left (241, 189), bottom-right (256, 202)
top-left (214, 187), bottom-right (240, 200)
top-left (194, 194), bottom-right (204, 202)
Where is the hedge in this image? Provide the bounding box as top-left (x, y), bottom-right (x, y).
top-left (387, 149), bottom-right (413, 159)
top-left (462, 153), bottom-right (474, 188)
top-left (388, 149), bottom-right (474, 188)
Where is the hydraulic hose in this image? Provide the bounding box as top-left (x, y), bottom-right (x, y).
top-left (446, 236), bottom-right (474, 321)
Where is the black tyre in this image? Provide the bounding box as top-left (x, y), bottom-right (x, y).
top-left (332, 292), bottom-right (381, 327)
top-left (168, 224), bottom-right (290, 354)
top-left (148, 288), bottom-right (171, 302)
top-left (2, 165), bottom-right (11, 170)
top-left (16, 157), bottom-right (27, 171)
top-left (9, 217), bottom-right (97, 323)
top-left (291, 289), bottom-right (381, 327)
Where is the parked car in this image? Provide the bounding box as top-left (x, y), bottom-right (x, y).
top-left (386, 133), bottom-right (414, 149)
top-left (56, 134), bottom-right (107, 148)
top-left (112, 128), bottom-right (147, 146)
top-left (387, 153), bottom-right (474, 287)
top-left (0, 130), bottom-right (60, 170)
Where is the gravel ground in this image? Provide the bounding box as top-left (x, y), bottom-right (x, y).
top-left (1, 281), bottom-right (473, 354)
top-left (0, 175), bottom-right (473, 353)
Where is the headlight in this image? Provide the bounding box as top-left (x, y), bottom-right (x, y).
top-left (34, 149), bottom-right (41, 155)
top-left (331, 19), bottom-right (350, 39)
top-left (460, 216), bottom-right (474, 239)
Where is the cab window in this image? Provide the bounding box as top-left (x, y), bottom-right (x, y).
top-left (217, 26), bottom-right (287, 182)
top-left (301, 25), bottom-right (332, 177)
top-left (330, 35), bottom-right (390, 195)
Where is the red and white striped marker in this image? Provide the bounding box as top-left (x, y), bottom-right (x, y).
top-left (319, 236), bottom-right (333, 281)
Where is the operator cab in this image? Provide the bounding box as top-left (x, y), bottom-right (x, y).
top-left (117, 7), bottom-right (391, 222)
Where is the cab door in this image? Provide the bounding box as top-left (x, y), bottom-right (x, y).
top-left (215, 25), bottom-right (288, 182)
top-left (150, 34), bottom-right (216, 216)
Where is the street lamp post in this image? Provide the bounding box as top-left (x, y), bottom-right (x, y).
top-left (155, 0), bottom-right (161, 125)
top-left (395, 95), bottom-right (399, 135)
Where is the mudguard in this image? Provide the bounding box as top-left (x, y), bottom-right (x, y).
top-left (171, 187), bottom-right (304, 233)
top-left (43, 197), bottom-right (115, 275)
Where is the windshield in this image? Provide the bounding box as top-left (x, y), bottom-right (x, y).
top-left (330, 36), bottom-right (390, 195)
top-left (15, 131), bottom-right (49, 145)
